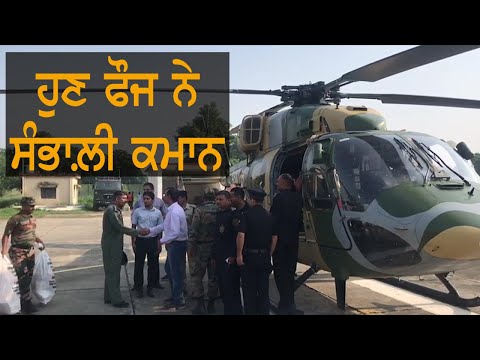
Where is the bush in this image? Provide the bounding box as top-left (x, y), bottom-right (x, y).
top-left (0, 196), bottom-right (21, 209)
top-left (79, 195), bottom-right (93, 210)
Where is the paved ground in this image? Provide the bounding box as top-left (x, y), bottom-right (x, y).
top-left (1, 212), bottom-right (479, 315)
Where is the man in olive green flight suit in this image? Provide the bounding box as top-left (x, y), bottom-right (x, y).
top-left (102, 191), bottom-right (149, 308)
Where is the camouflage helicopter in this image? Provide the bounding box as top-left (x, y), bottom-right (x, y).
top-left (224, 45), bottom-right (480, 309)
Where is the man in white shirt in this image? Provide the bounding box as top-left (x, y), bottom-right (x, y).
top-left (150, 188), bottom-right (188, 310)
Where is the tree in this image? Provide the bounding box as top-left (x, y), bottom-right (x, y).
top-left (175, 102), bottom-right (229, 168)
top-left (0, 148), bottom-right (21, 197)
top-left (176, 102), bottom-right (229, 139)
top-left (229, 134), bottom-right (246, 166)
top-left (472, 153), bottom-right (480, 175)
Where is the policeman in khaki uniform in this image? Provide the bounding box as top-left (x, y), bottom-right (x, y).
top-left (1, 197), bottom-right (45, 314)
top-left (189, 189), bottom-right (219, 315)
top-left (236, 188), bottom-right (278, 315)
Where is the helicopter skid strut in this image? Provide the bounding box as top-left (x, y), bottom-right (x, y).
top-left (377, 273), bottom-right (480, 308)
top-left (269, 263), bottom-right (318, 315)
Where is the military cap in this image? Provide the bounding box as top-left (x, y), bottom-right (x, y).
top-left (247, 188), bottom-right (267, 200)
top-left (20, 197), bottom-right (36, 206)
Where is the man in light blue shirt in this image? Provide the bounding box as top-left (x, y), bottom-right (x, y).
top-left (131, 191), bottom-right (164, 298)
top-left (132, 182), bottom-right (168, 218)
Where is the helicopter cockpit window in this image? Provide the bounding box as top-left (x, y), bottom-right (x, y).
top-left (408, 134), bottom-right (480, 184)
top-left (333, 135), bottom-right (427, 211)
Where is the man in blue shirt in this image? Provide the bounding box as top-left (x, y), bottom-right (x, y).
top-left (132, 182), bottom-right (168, 218)
top-left (131, 191), bottom-right (164, 298)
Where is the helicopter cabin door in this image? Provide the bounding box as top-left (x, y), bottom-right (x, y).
top-left (300, 139), bottom-right (340, 270)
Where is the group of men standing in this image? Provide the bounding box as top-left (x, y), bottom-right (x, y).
top-left (1, 173), bottom-right (302, 315)
top-left (100, 173), bottom-right (303, 315)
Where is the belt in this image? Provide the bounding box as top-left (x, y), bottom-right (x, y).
top-left (12, 244), bottom-right (34, 249)
top-left (245, 248), bottom-right (268, 255)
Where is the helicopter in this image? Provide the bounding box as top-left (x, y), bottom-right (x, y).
top-left (223, 45), bottom-right (480, 309)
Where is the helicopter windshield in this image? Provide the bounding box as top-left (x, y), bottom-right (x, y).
top-left (406, 134), bottom-right (480, 185)
top-left (333, 134), bottom-right (429, 211)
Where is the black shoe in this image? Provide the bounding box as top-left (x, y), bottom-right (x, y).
top-left (163, 302), bottom-right (186, 310)
top-left (174, 303), bottom-right (186, 310)
top-left (113, 301), bottom-right (130, 308)
top-left (151, 283), bottom-right (164, 289)
top-left (21, 301), bottom-right (39, 314)
top-left (22, 305), bottom-right (39, 314)
top-left (147, 288), bottom-right (154, 298)
top-left (192, 298), bottom-right (206, 315)
top-left (161, 275), bottom-right (170, 281)
top-left (207, 300), bottom-right (216, 314)
top-left (136, 289), bottom-right (144, 298)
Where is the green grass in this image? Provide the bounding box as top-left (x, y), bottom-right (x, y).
top-left (0, 191), bottom-right (103, 219)
top-left (0, 207), bottom-right (98, 219)
top-left (0, 208), bottom-right (21, 218)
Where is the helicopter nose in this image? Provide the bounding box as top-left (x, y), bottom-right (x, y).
top-left (423, 226), bottom-right (480, 260)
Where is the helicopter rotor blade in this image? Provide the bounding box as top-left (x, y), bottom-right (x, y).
top-left (323, 45), bottom-right (480, 91)
top-left (0, 88), bottom-right (285, 96)
top-left (337, 92), bottom-right (480, 109)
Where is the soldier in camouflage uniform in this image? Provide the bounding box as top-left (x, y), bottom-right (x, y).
top-left (102, 191), bottom-right (148, 308)
top-left (177, 190), bottom-right (196, 295)
top-left (190, 189), bottom-right (219, 314)
top-left (1, 197), bottom-right (45, 314)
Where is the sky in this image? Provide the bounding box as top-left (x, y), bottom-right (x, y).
top-left (1, 45), bottom-right (480, 153)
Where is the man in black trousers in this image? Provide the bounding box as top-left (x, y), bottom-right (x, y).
top-left (236, 188), bottom-right (278, 315)
top-left (271, 174), bottom-right (303, 315)
top-left (214, 190), bottom-right (243, 315)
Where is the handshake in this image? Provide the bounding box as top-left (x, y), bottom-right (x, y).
top-left (137, 228), bottom-right (151, 237)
